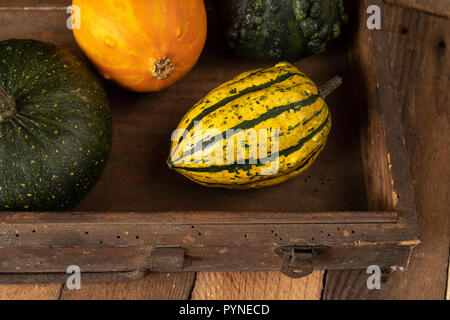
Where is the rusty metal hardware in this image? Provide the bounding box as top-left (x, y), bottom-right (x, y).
top-left (147, 247), bottom-right (191, 272)
top-left (275, 246), bottom-right (329, 279)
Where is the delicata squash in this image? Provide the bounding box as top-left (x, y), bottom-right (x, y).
top-left (168, 62), bottom-right (341, 189)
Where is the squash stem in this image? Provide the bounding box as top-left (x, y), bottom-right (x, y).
top-left (319, 76), bottom-right (343, 99)
top-left (0, 86), bottom-right (16, 122)
top-left (152, 57), bottom-right (175, 80)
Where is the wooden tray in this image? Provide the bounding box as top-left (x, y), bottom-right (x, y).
top-left (0, 0), bottom-right (420, 283)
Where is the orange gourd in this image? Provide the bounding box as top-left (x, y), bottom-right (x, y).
top-left (72, 0), bottom-right (207, 92)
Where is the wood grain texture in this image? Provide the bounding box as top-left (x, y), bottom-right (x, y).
top-left (384, 0), bottom-right (450, 19)
top-left (0, 0), bottom-right (70, 7)
top-left (191, 271), bottom-right (324, 300)
top-left (60, 272), bottom-right (195, 300)
top-left (0, 211), bottom-right (398, 225)
top-left (0, 283), bottom-right (62, 300)
top-left (323, 4), bottom-right (450, 300)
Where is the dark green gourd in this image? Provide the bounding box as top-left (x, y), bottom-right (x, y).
top-left (217, 0), bottom-right (348, 61)
top-left (0, 39), bottom-right (112, 211)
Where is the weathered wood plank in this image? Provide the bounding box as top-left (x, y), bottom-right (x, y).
top-left (60, 272), bottom-right (196, 300)
top-left (384, 0), bottom-right (450, 19)
top-left (0, 283), bottom-right (62, 300)
top-left (192, 271), bottom-right (324, 300)
top-left (0, 0), bottom-right (70, 7)
top-left (0, 222), bottom-right (415, 250)
top-left (0, 211), bottom-right (398, 225)
top-left (0, 243), bottom-right (414, 276)
top-left (323, 4), bottom-right (450, 300)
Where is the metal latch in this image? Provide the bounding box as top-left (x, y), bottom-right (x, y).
top-left (147, 247), bottom-right (191, 272)
top-left (275, 246), bottom-right (329, 279)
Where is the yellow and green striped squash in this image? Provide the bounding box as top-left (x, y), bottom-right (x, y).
top-left (168, 62), bottom-right (332, 189)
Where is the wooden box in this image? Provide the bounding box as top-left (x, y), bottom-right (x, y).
top-left (0, 0), bottom-right (420, 283)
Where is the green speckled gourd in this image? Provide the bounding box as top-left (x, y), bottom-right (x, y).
top-left (0, 39), bottom-right (112, 211)
top-left (217, 0), bottom-right (348, 61)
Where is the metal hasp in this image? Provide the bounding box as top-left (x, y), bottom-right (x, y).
top-left (275, 246), bottom-right (330, 278)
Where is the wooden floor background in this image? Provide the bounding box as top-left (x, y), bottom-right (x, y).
top-left (0, 1), bottom-right (449, 300)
